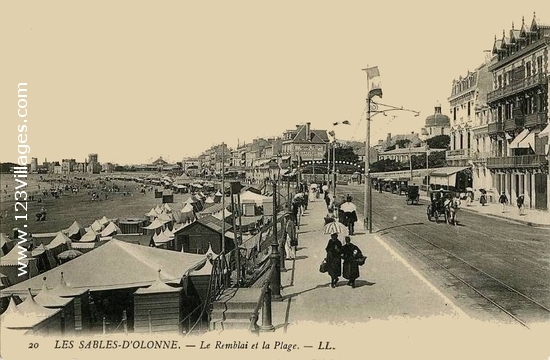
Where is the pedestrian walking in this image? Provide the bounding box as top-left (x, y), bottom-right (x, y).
top-left (340, 195), bottom-right (358, 235)
top-left (341, 236), bottom-right (364, 288)
top-left (284, 213), bottom-right (297, 260)
top-left (499, 192), bottom-right (508, 213)
top-left (325, 233), bottom-right (342, 288)
top-left (517, 194), bottom-right (525, 215)
top-left (324, 191), bottom-right (331, 210)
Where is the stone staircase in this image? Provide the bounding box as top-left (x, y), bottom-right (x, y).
top-left (210, 288), bottom-right (261, 331)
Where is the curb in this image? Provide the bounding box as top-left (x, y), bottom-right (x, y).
top-left (458, 206), bottom-right (550, 229)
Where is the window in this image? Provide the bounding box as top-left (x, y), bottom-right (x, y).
top-left (467, 101), bottom-right (471, 116)
top-left (526, 61), bottom-right (531, 77)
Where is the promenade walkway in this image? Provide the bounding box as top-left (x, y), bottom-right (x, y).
top-left (248, 195), bottom-right (550, 359)
top-left (274, 198), bottom-right (465, 327)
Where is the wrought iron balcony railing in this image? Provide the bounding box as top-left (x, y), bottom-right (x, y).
top-left (524, 112), bottom-right (548, 128)
top-left (486, 154), bottom-right (548, 168)
top-left (487, 73), bottom-right (547, 103)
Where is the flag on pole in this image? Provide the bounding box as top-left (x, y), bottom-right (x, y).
top-left (363, 66), bottom-right (382, 99)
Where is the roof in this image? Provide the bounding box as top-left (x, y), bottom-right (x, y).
top-left (197, 215), bottom-right (228, 234)
top-left (425, 113), bottom-right (450, 127)
top-left (134, 270), bottom-right (182, 294)
top-left (1, 239), bottom-right (207, 295)
top-left (1, 244), bottom-right (33, 266)
top-left (429, 166), bottom-right (470, 177)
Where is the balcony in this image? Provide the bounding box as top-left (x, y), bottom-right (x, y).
top-left (487, 122), bottom-right (504, 136)
top-left (504, 115), bottom-right (525, 132)
top-left (446, 148), bottom-right (473, 160)
top-left (486, 154), bottom-right (548, 169)
top-left (487, 73), bottom-right (547, 103)
top-left (471, 151), bottom-right (491, 163)
top-left (524, 112), bottom-right (548, 128)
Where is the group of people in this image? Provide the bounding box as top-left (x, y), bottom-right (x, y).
top-left (324, 193), bottom-right (358, 236)
top-left (498, 192), bottom-right (525, 215)
top-left (325, 233), bottom-right (364, 288)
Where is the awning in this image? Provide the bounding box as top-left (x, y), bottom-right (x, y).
top-left (281, 155), bottom-right (291, 161)
top-left (539, 124), bottom-right (550, 136)
top-left (517, 131), bottom-right (535, 149)
top-left (429, 166), bottom-right (469, 187)
top-left (509, 129), bottom-right (529, 148)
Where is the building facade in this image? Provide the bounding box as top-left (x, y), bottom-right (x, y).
top-left (486, 13), bottom-right (549, 210)
top-left (448, 60), bottom-right (495, 193)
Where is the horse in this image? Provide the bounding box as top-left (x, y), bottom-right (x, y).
top-left (444, 197), bottom-right (461, 226)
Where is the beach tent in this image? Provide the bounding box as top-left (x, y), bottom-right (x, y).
top-left (79, 229), bottom-right (98, 243)
top-left (1, 239), bottom-right (207, 296)
top-left (90, 220), bottom-right (104, 233)
top-left (143, 218), bottom-right (166, 230)
top-left (98, 216), bottom-right (110, 226)
top-left (240, 190), bottom-right (271, 205)
top-left (47, 233), bottom-right (72, 250)
top-left (1, 233), bottom-right (13, 256)
top-left (66, 221), bottom-right (85, 240)
top-left (100, 222), bottom-right (121, 238)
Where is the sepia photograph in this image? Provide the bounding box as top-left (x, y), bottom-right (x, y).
top-left (1, 1), bottom-right (550, 359)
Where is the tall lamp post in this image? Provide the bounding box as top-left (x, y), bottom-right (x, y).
top-left (362, 67), bottom-right (420, 233)
top-left (329, 120), bottom-right (350, 198)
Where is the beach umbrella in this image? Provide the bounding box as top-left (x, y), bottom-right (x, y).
top-left (323, 221), bottom-right (349, 235)
top-left (57, 249), bottom-right (83, 260)
top-left (340, 202), bottom-right (357, 213)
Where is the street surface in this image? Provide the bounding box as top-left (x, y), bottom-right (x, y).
top-left (336, 184), bottom-right (550, 325)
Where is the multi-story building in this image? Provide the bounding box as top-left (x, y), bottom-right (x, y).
top-left (448, 59), bottom-right (495, 197)
top-left (281, 122), bottom-right (329, 171)
top-left (61, 158), bottom-right (77, 174)
top-left (486, 13), bottom-right (549, 210)
top-left (183, 157), bottom-right (200, 177)
top-left (470, 59), bottom-right (496, 193)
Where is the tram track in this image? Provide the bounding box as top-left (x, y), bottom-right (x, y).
top-left (339, 186), bottom-right (550, 328)
top-left (387, 222), bottom-right (550, 328)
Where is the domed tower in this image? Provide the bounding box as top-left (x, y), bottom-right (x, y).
top-left (421, 102), bottom-right (450, 140)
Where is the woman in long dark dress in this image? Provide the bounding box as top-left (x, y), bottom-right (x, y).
top-left (341, 236), bottom-right (362, 288)
top-left (325, 233), bottom-right (342, 288)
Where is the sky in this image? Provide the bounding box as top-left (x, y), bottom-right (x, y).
top-left (1, 1), bottom-right (547, 165)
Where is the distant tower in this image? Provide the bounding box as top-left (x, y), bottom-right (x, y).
top-left (30, 157), bottom-right (38, 173)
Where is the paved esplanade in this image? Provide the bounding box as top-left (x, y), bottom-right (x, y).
top-left (272, 196), bottom-right (467, 330)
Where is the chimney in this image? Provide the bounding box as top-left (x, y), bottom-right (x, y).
top-left (386, 133), bottom-right (391, 143)
top-left (306, 122), bottom-right (311, 141)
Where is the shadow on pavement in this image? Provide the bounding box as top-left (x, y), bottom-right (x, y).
top-left (354, 279), bottom-right (376, 287)
top-left (282, 283), bottom-right (331, 300)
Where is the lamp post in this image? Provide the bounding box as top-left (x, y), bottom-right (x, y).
top-left (426, 145), bottom-right (430, 196)
top-left (270, 181), bottom-right (281, 299)
top-left (329, 121), bottom-right (350, 199)
top-left (362, 87), bottom-right (420, 233)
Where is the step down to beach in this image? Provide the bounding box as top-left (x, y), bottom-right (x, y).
top-left (210, 288), bottom-right (261, 331)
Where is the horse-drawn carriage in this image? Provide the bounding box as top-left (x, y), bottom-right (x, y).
top-left (427, 190), bottom-right (460, 225)
top-left (406, 185), bottom-right (419, 205)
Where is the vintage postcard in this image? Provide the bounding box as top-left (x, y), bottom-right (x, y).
top-left (1, 1), bottom-right (550, 360)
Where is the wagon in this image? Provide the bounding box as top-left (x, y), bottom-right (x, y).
top-left (426, 190), bottom-right (454, 223)
top-left (406, 185), bottom-right (419, 205)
